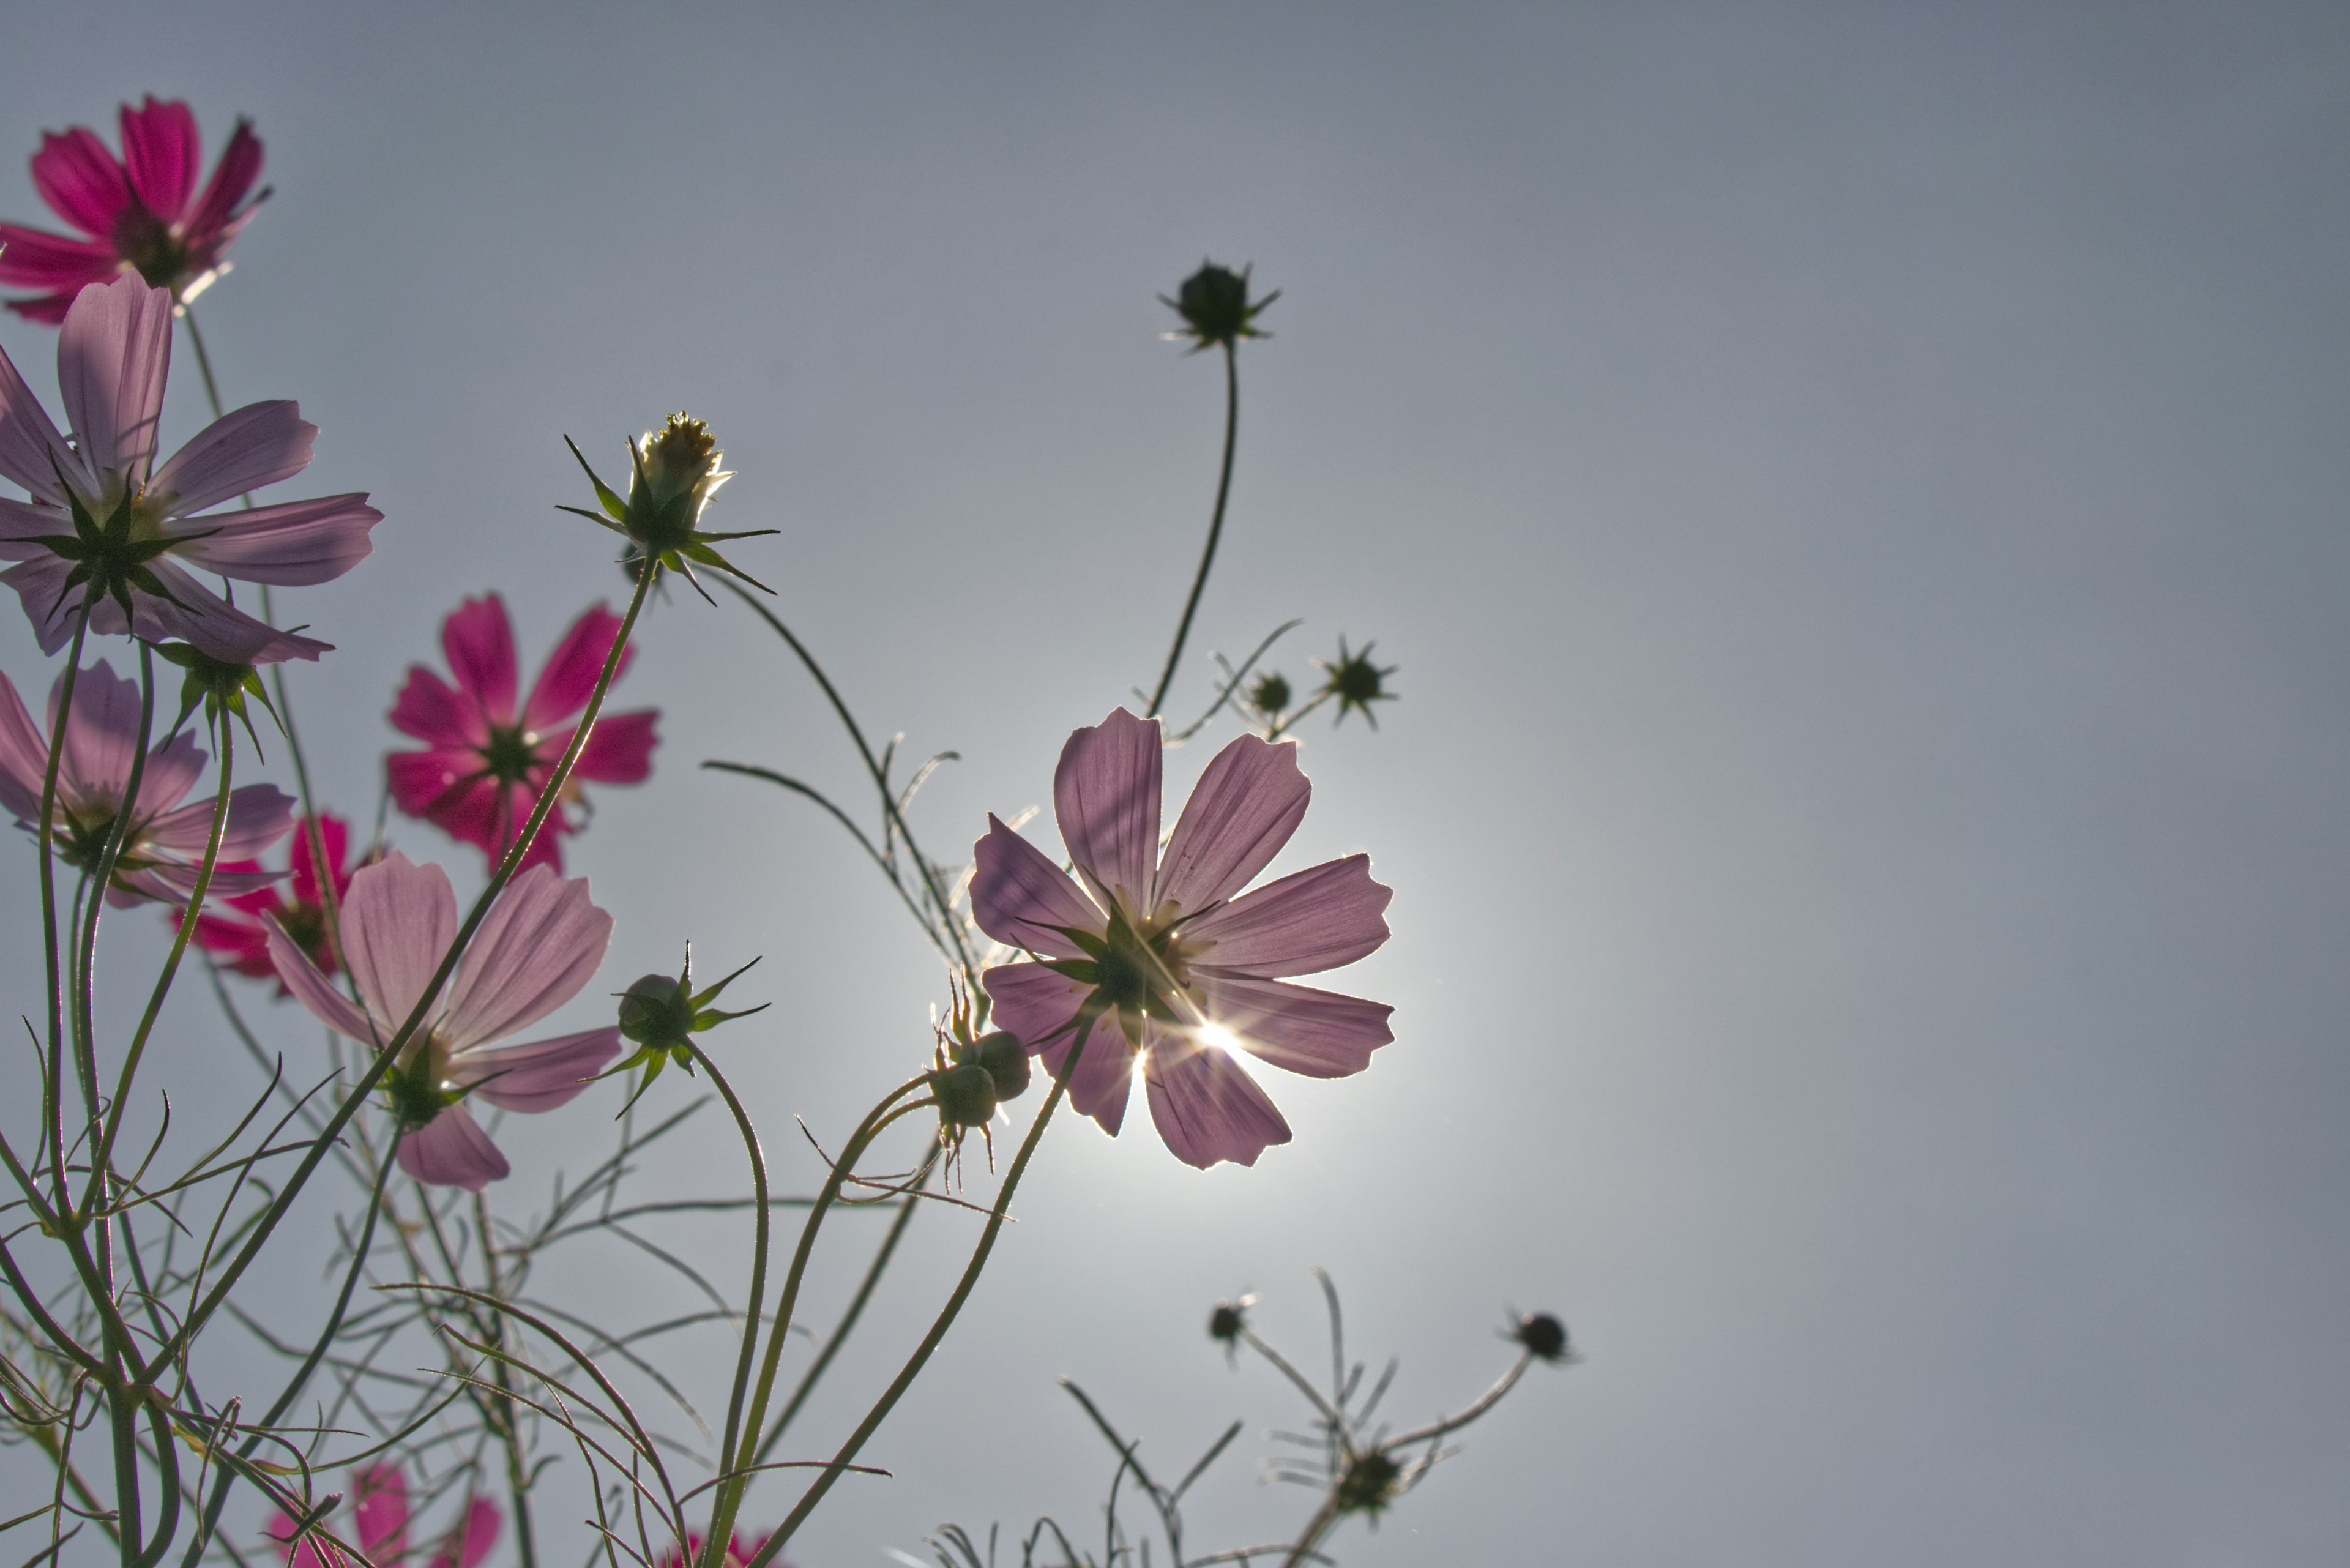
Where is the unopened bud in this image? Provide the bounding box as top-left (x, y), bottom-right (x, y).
top-left (617, 973), bottom-right (695, 1051)
top-left (973, 1030), bottom-right (1031, 1102)
top-left (1513, 1312), bottom-right (1572, 1364)
top-left (934, 1062), bottom-right (999, 1127)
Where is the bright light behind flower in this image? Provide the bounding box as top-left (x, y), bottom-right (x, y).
top-left (1195, 1021), bottom-right (1245, 1058)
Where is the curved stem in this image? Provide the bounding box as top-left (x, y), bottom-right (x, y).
top-left (1383, 1351), bottom-right (1533, 1449)
top-left (1276, 1497), bottom-right (1339, 1568)
top-left (473, 1190), bottom-right (539, 1568)
top-left (1144, 341), bottom-right (1239, 719)
top-left (71, 644), bottom-right (157, 1121)
top-left (693, 1047), bottom-right (774, 1526)
top-left (37, 617), bottom-right (91, 1211)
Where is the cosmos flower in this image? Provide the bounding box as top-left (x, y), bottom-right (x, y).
top-left (267, 1463), bottom-right (498, 1568)
top-left (0, 96), bottom-right (264, 324)
top-left (0, 272), bottom-right (381, 663)
top-left (268, 851), bottom-right (621, 1191)
top-left (190, 812), bottom-right (362, 988)
top-left (386, 594), bottom-right (658, 875)
top-left (969, 707), bottom-right (1394, 1168)
top-left (0, 660), bottom-right (291, 905)
top-left (655, 1533), bottom-right (781, 1568)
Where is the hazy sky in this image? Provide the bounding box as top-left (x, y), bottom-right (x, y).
top-left (3, 4), bottom-right (2348, 1564)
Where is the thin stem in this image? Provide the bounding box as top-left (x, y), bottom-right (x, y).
top-left (693, 1047), bottom-right (774, 1527)
top-left (1276, 1498), bottom-right (1339, 1568)
top-left (37, 618), bottom-right (92, 1212)
top-left (1383, 1351), bottom-right (1533, 1449)
top-left (71, 644), bottom-right (157, 1122)
top-left (1144, 340), bottom-right (1240, 719)
top-left (474, 1191), bottom-right (540, 1568)
top-left (179, 307), bottom-right (227, 422)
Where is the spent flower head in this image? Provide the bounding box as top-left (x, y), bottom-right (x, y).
top-left (929, 981), bottom-right (1035, 1177)
top-left (1316, 637), bottom-right (1397, 729)
top-left (1245, 670), bottom-right (1291, 722)
top-left (1160, 261), bottom-right (1277, 353)
top-left (603, 943), bottom-right (767, 1114)
top-left (1511, 1311), bottom-right (1575, 1365)
top-left (562, 414), bottom-right (776, 602)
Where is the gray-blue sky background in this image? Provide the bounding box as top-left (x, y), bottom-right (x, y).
top-left (3, 2), bottom-right (2348, 1562)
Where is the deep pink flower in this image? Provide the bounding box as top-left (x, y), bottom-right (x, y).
top-left (0, 660), bottom-right (291, 905)
top-left (969, 707), bottom-right (1394, 1169)
top-left (386, 594), bottom-right (659, 875)
top-left (187, 812), bottom-right (364, 988)
top-left (266, 1463), bottom-right (499, 1568)
top-left (0, 97), bottom-right (263, 323)
top-left (656, 1533), bottom-right (785, 1568)
top-left (269, 851), bottom-right (621, 1190)
top-left (0, 272), bottom-right (381, 663)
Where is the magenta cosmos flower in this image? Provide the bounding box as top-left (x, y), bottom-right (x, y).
top-left (269, 1463), bottom-right (498, 1568)
top-left (0, 97), bottom-right (263, 324)
top-left (969, 707), bottom-right (1394, 1168)
top-left (0, 272), bottom-right (380, 663)
top-left (268, 851), bottom-right (622, 1190)
top-left (0, 660), bottom-right (291, 904)
top-left (189, 811), bottom-right (362, 988)
top-left (387, 594), bottom-right (658, 874)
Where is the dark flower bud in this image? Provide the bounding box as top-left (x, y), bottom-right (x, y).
top-left (1246, 670), bottom-right (1291, 718)
top-left (1160, 261), bottom-right (1278, 353)
top-left (618, 973), bottom-right (696, 1051)
top-left (973, 1030), bottom-right (1031, 1101)
top-left (561, 414), bottom-right (777, 603)
top-left (155, 640), bottom-right (280, 750)
top-left (1207, 1300), bottom-right (1248, 1344)
top-left (934, 1061), bottom-right (999, 1128)
top-left (1513, 1312), bottom-right (1572, 1364)
top-left (1316, 637), bottom-right (1398, 730)
top-left (1333, 1450), bottom-right (1403, 1518)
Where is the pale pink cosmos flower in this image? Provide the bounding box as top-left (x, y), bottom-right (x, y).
top-left (0, 97), bottom-right (264, 324)
top-left (386, 594), bottom-right (659, 874)
top-left (268, 851), bottom-right (621, 1190)
top-left (0, 272), bottom-right (381, 663)
top-left (267, 1462), bottom-right (499, 1568)
top-left (0, 660), bottom-right (291, 905)
top-left (970, 707), bottom-right (1394, 1169)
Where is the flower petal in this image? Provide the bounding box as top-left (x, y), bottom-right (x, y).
top-left (265, 914), bottom-right (372, 1042)
top-left (51, 660), bottom-right (142, 802)
top-left (455, 1027), bottom-right (620, 1113)
top-left (0, 342), bottom-right (79, 502)
top-left (389, 665), bottom-right (488, 750)
top-left (184, 118), bottom-right (263, 243)
top-left (521, 601), bottom-right (632, 732)
top-left (1054, 707), bottom-right (1160, 912)
top-left (129, 731), bottom-right (206, 824)
top-left (397, 1105), bottom-right (508, 1190)
top-left (969, 814), bottom-right (1101, 958)
top-left (58, 272), bottom-right (171, 480)
top-left (565, 707), bottom-right (657, 783)
top-left (349, 1463), bottom-right (409, 1563)
top-left (434, 1496), bottom-right (501, 1568)
top-left (118, 98), bottom-right (200, 222)
top-left (132, 559), bottom-right (332, 663)
top-left (170, 493), bottom-right (379, 585)
top-left (1038, 1010), bottom-right (1139, 1135)
top-left (143, 783), bottom-right (294, 861)
top-left (0, 224), bottom-right (121, 292)
top-left (149, 400), bottom-right (315, 513)
top-left (339, 851), bottom-right (458, 1037)
top-left (1186, 855), bottom-right (1392, 977)
top-left (980, 960), bottom-right (1088, 1056)
top-left (29, 127), bottom-right (130, 239)
top-left (1154, 733), bottom-right (1309, 914)
top-left (289, 813), bottom-right (350, 905)
top-left (0, 671), bottom-right (48, 822)
top-left (264, 1509), bottom-right (338, 1568)
top-left (1194, 973), bottom-right (1393, 1080)
top-left (1143, 1027), bottom-right (1292, 1168)
top-left (441, 864), bottom-right (611, 1050)
top-left (440, 594), bottom-right (518, 725)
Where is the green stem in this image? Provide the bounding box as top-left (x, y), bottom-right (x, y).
top-left (37, 617), bottom-right (91, 1212)
top-left (1144, 340), bottom-right (1239, 719)
top-left (693, 1045), bottom-right (774, 1548)
top-left (473, 1191), bottom-right (539, 1568)
top-left (1277, 1497), bottom-right (1340, 1568)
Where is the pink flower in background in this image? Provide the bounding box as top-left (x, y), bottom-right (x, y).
top-left (189, 812), bottom-right (364, 988)
top-left (0, 97), bottom-right (263, 324)
top-left (268, 851), bottom-right (621, 1190)
top-left (267, 1463), bottom-right (498, 1568)
top-left (970, 707), bottom-right (1394, 1169)
top-left (387, 594), bottom-right (659, 875)
top-left (656, 1533), bottom-right (783, 1568)
top-left (0, 272), bottom-right (381, 663)
top-left (0, 660), bottom-right (291, 905)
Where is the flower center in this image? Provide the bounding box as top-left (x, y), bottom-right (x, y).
top-left (54, 798), bottom-right (152, 878)
top-left (479, 725), bottom-right (542, 785)
top-left (110, 205), bottom-right (192, 291)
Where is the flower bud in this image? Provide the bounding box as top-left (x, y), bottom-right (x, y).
top-left (1316, 637), bottom-right (1398, 730)
top-left (618, 973), bottom-right (696, 1051)
top-left (1512, 1312), bottom-right (1572, 1364)
top-left (1207, 1299), bottom-right (1248, 1344)
top-left (1333, 1450), bottom-right (1403, 1518)
top-left (973, 1030), bottom-right (1031, 1102)
top-left (1160, 261), bottom-right (1278, 352)
top-left (934, 1061), bottom-right (999, 1128)
top-left (1246, 670), bottom-right (1291, 718)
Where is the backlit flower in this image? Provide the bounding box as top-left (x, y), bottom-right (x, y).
top-left (969, 708), bottom-right (1393, 1168)
top-left (0, 660), bottom-right (291, 905)
top-left (268, 851), bottom-right (622, 1190)
top-left (655, 1533), bottom-right (783, 1568)
top-left (0, 97), bottom-right (264, 324)
top-left (190, 812), bottom-right (363, 988)
top-left (386, 594), bottom-right (658, 874)
top-left (0, 272), bottom-right (381, 663)
top-left (267, 1463), bottom-right (498, 1568)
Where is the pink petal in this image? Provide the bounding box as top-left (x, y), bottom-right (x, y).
top-left (433, 1496), bottom-right (501, 1568)
top-left (386, 749), bottom-right (490, 831)
top-left (121, 864), bottom-right (281, 905)
top-left (507, 808), bottom-right (567, 875)
top-left (130, 731), bottom-right (207, 822)
top-left (349, 1463), bottom-right (409, 1562)
top-left (565, 707), bottom-right (657, 784)
top-left (170, 493), bottom-right (379, 586)
top-left (1153, 733), bottom-right (1310, 914)
top-left (441, 864), bottom-right (611, 1049)
top-left (398, 1105), bottom-right (508, 1190)
top-left (1143, 1028), bottom-right (1292, 1168)
top-left (521, 601), bottom-right (633, 731)
top-left (143, 783), bottom-right (294, 861)
top-left (289, 813), bottom-right (350, 905)
top-left (0, 495), bottom-right (70, 550)
top-left (439, 594), bottom-right (518, 724)
top-left (264, 1509), bottom-right (340, 1568)
top-left (1193, 974), bottom-right (1393, 1080)
top-left (388, 668), bottom-right (489, 749)
top-left (0, 671), bottom-right (48, 821)
top-left (51, 660), bottom-right (142, 802)
top-left (2, 291), bottom-right (78, 326)
top-left (980, 960), bottom-right (1088, 1055)
top-left (1185, 856), bottom-right (1392, 978)
top-left (0, 340), bottom-right (79, 501)
top-left (1053, 707), bottom-right (1161, 913)
top-left (0, 224), bottom-right (121, 291)
top-left (29, 127), bottom-right (130, 239)
top-left (192, 909), bottom-right (272, 976)
top-left (57, 272), bottom-right (172, 480)
top-left (455, 1027), bottom-right (621, 1113)
top-left (149, 400), bottom-right (315, 513)
top-left (968, 814), bottom-right (1101, 958)
top-left (132, 558), bottom-right (332, 663)
top-left (118, 98), bottom-right (200, 222)
top-left (1037, 1009), bottom-right (1140, 1135)
top-left (266, 916), bottom-right (372, 1042)
top-left (184, 118), bottom-right (263, 244)
top-left (3, 554), bottom-right (106, 653)
top-left (339, 851), bottom-right (458, 1037)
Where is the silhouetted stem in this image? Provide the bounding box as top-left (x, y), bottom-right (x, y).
top-left (1145, 340), bottom-right (1239, 719)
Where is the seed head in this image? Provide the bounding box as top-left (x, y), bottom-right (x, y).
top-left (1512, 1311), bottom-right (1573, 1364)
top-left (1315, 638), bottom-right (1398, 730)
